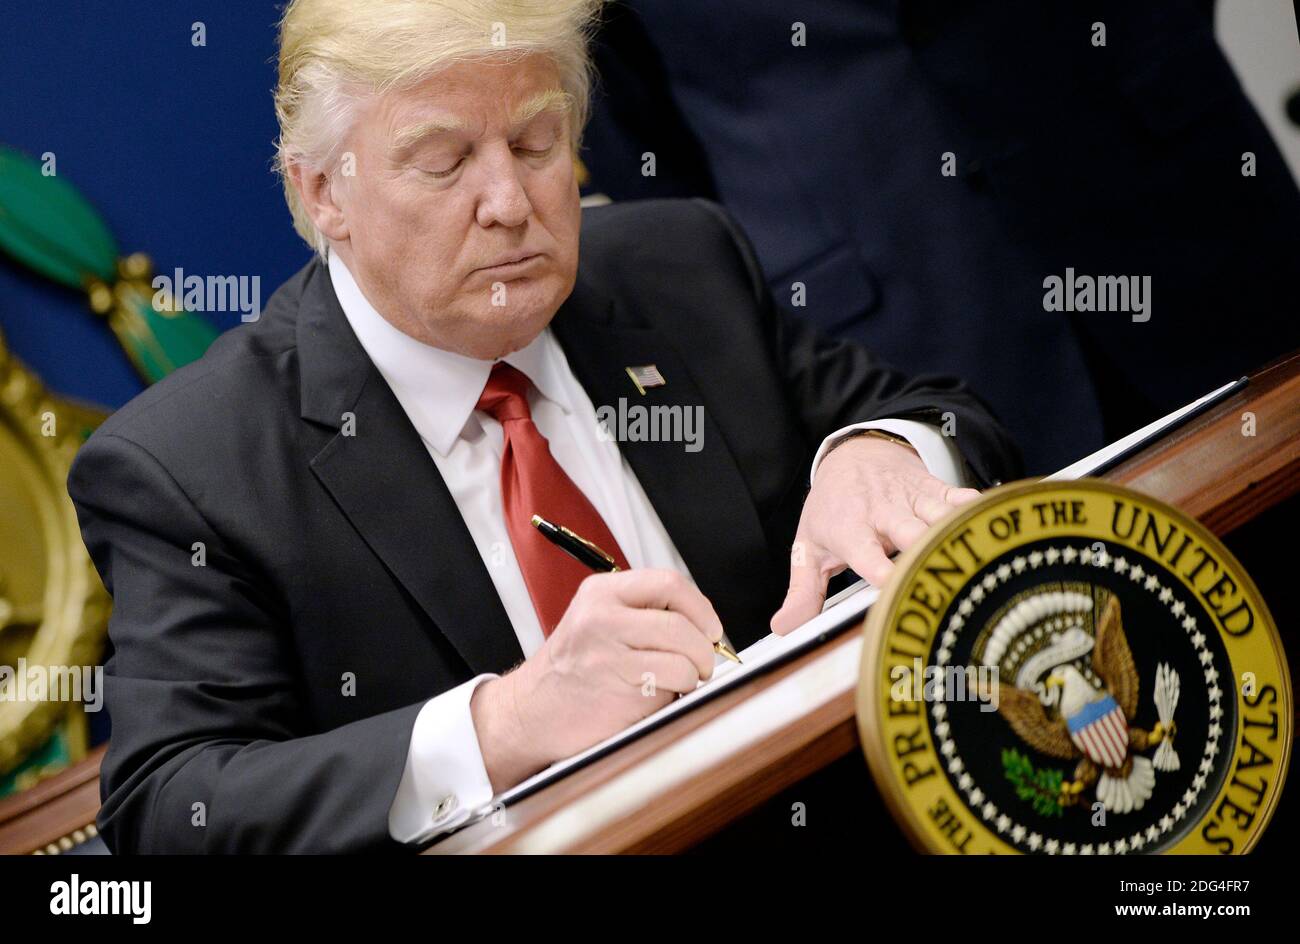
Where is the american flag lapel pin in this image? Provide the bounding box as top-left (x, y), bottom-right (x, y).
top-left (625, 364), bottom-right (666, 395)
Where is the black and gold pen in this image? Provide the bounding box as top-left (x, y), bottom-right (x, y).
top-left (530, 514), bottom-right (742, 664)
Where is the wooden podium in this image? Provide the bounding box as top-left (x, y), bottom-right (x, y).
top-left (425, 350), bottom-right (1300, 854)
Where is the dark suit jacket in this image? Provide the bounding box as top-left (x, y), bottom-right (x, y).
top-left (581, 0), bottom-right (1300, 473)
top-left (68, 199), bottom-right (1021, 853)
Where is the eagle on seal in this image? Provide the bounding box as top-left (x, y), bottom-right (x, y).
top-left (996, 594), bottom-right (1179, 813)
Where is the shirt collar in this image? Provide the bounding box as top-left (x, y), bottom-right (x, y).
top-left (327, 250), bottom-right (572, 456)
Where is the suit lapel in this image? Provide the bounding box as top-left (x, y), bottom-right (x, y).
top-left (550, 278), bottom-right (776, 651)
top-left (296, 260), bottom-right (525, 676)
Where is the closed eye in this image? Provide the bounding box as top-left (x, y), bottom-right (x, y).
top-left (513, 143), bottom-right (555, 159)
top-left (421, 158), bottom-right (464, 179)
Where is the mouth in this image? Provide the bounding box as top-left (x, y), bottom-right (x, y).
top-left (473, 252), bottom-right (544, 277)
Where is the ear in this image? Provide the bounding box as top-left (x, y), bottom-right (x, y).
top-left (287, 160), bottom-right (349, 242)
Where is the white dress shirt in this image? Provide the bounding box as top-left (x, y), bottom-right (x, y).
top-left (324, 251), bottom-right (969, 845)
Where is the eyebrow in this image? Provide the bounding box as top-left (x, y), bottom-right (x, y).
top-left (510, 88), bottom-right (574, 128)
top-left (390, 115), bottom-right (472, 152)
top-left (389, 88), bottom-right (574, 153)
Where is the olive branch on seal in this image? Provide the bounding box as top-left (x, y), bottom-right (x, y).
top-left (1002, 748), bottom-right (1066, 817)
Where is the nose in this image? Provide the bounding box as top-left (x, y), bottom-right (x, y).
top-left (474, 145), bottom-right (533, 229)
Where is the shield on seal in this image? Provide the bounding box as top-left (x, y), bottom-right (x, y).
top-left (1066, 693), bottom-right (1130, 769)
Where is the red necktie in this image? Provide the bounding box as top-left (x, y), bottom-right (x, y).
top-left (476, 361), bottom-right (631, 636)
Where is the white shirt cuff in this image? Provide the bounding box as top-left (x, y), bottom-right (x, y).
top-left (388, 672), bottom-right (500, 845)
top-left (810, 418), bottom-right (973, 488)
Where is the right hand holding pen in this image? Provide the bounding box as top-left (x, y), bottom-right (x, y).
top-left (470, 569), bottom-right (724, 791)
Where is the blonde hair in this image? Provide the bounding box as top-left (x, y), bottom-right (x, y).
top-left (273, 0), bottom-right (603, 256)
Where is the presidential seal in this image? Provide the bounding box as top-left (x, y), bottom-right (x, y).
top-left (856, 479), bottom-right (1291, 854)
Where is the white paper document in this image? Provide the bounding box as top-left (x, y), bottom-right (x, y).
top-left (1047, 377), bottom-right (1243, 480)
top-left (486, 579), bottom-right (878, 811)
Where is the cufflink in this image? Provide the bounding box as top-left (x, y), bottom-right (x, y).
top-left (432, 794), bottom-right (458, 823)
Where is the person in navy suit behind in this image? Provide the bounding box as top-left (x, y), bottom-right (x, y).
top-left (580, 0), bottom-right (1300, 473)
